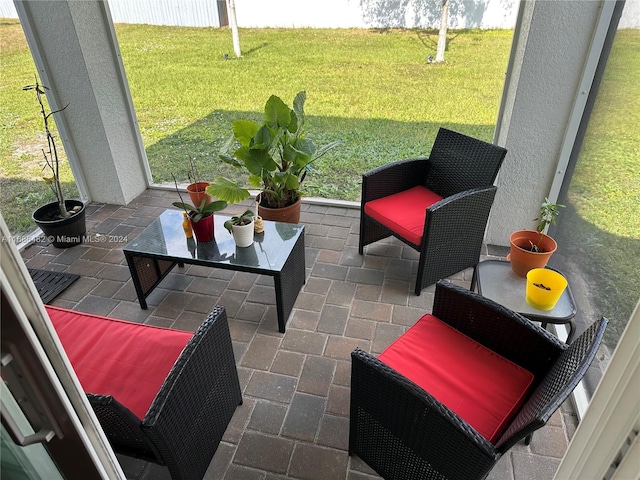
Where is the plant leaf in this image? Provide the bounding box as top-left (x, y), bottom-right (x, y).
top-left (232, 120), bottom-right (260, 146)
top-left (248, 174), bottom-right (262, 187)
top-left (219, 152), bottom-right (243, 169)
top-left (206, 177), bottom-right (251, 204)
top-left (238, 147), bottom-right (278, 177)
top-left (201, 200), bottom-right (228, 215)
top-left (264, 95), bottom-right (291, 129)
top-left (292, 91), bottom-right (306, 132)
top-left (250, 125), bottom-right (272, 150)
top-left (314, 140), bottom-right (342, 159)
top-left (172, 201), bottom-right (197, 213)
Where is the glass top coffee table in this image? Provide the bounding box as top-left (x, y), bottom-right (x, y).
top-left (471, 260), bottom-right (577, 342)
top-left (123, 209), bottom-right (305, 333)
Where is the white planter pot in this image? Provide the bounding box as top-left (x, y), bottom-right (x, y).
top-left (232, 220), bottom-right (254, 247)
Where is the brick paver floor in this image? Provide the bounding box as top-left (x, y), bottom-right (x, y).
top-left (19, 189), bottom-right (577, 480)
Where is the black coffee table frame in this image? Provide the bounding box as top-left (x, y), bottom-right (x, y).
top-left (123, 210), bottom-right (305, 333)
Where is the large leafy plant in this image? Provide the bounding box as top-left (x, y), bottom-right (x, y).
top-left (208, 91), bottom-right (340, 208)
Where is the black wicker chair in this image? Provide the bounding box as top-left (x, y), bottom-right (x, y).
top-left (349, 281), bottom-right (607, 480)
top-left (50, 305), bottom-right (242, 480)
top-left (359, 128), bottom-right (507, 295)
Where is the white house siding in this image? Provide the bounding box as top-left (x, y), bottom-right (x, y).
top-left (2, 0), bottom-right (639, 29)
top-left (107, 0), bottom-right (223, 27)
top-left (0, 1), bottom-right (17, 17)
top-left (233, 0), bottom-right (519, 29)
top-left (619, 0), bottom-right (640, 28)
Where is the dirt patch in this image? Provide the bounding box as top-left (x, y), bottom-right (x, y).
top-left (11, 133), bottom-right (69, 181)
top-left (14, 132), bottom-right (48, 157)
top-left (0, 19), bottom-right (27, 54)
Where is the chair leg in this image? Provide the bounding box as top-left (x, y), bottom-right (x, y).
top-left (414, 254), bottom-right (428, 295)
top-left (470, 265), bottom-right (478, 292)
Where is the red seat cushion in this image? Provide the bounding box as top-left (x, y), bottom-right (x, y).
top-left (378, 314), bottom-right (534, 444)
top-left (46, 306), bottom-right (192, 420)
top-left (364, 186), bottom-right (444, 245)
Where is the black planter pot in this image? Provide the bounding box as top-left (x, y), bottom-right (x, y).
top-left (32, 200), bottom-right (86, 248)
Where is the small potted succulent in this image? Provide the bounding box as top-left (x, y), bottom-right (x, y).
top-left (26, 77), bottom-right (86, 248)
top-left (224, 209), bottom-right (255, 247)
top-left (207, 91), bottom-right (340, 224)
top-left (508, 198), bottom-right (565, 276)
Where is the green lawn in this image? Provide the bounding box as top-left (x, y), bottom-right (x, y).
top-left (1, 21), bottom-right (511, 235)
top-left (1, 20), bottom-right (638, 345)
top-left (553, 28), bottom-right (640, 346)
top-left (118, 24), bottom-right (511, 199)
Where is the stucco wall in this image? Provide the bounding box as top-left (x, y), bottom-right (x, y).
top-left (487, 0), bottom-right (604, 245)
top-left (15, 1), bottom-right (149, 205)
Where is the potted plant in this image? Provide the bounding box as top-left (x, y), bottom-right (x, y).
top-left (206, 91), bottom-right (340, 224)
top-left (224, 209), bottom-right (255, 247)
top-left (172, 175), bottom-right (227, 243)
top-left (508, 198), bottom-right (565, 276)
top-left (184, 156), bottom-right (212, 208)
top-left (25, 78), bottom-right (86, 248)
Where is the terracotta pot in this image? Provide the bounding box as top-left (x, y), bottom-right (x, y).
top-left (187, 182), bottom-right (211, 208)
top-left (257, 197), bottom-right (301, 224)
top-left (32, 200), bottom-right (86, 248)
top-left (190, 213), bottom-right (214, 243)
top-left (508, 230), bottom-right (557, 277)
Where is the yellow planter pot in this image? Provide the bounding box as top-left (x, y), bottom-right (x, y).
top-left (525, 268), bottom-right (567, 311)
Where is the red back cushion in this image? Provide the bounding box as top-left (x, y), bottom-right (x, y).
top-left (364, 186), bottom-right (444, 245)
top-left (379, 314), bottom-right (534, 444)
top-left (46, 306), bottom-right (192, 420)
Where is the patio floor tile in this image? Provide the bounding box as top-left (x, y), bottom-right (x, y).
top-left (234, 431), bottom-right (295, 474)
top-left (282, 392), bottom-right (326, 442)
top-left (19, 191), bottom-right (577, 479)
top-left (288, 443), bottom-right (349, 480)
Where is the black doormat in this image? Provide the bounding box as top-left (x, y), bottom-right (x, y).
top-left (28, 269), bottom-right (80, 304)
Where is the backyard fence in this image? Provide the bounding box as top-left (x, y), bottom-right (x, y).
top-left (3, 0), bottom-right (519, 29)
top-left (1, 0), bottom-right (638, 29)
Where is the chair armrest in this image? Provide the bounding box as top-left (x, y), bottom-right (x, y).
top-left (362, 158), bottom-right (429, 203)
top-left (351, 348), bottom-right (498, 479)
top-left (87, 394), bottom-right (159, 462)
top-left (432, 281), bottom-right (565, 378)
top-left (141, 305), bottom-right (242, 480)
top-left (410, 187), bottom-right (497, 291)
top-left (423, 186), bottom-right (497, 247)
top-left (495, 316), bottom-right (608, 451)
